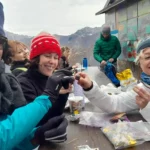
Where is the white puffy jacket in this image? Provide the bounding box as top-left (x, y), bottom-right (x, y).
top-left (84, 81), bottom-right (150, 122)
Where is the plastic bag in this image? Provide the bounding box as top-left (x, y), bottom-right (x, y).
top-left (116, 69), bottom-right (137, 91)
top-left (101, 121), bottom-right (150, 149)
top-left (79, 111), bottom-right (113, 127)
top-left (104, 62), bottom-right (120, 87)
top-left (78, 145), bottom-right (99, 150)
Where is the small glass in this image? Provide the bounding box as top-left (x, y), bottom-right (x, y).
top-left (68, 96), bottom-right (83, 115)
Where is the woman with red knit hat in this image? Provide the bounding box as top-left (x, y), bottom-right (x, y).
top-left (17, 32), bottom-right (72, 126)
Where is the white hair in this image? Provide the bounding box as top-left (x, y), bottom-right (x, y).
top-left (134, 50), bottom-right (143, 65)
top-left (134, 37), bottom-right (150, 65)
top-left (134, 48), bottom-right (150, 65)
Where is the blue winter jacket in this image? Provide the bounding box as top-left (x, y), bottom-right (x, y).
top-left (0, 95), bottom-right (52, 150)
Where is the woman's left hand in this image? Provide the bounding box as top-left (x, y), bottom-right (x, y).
top-left (59, 83), bottom-right (73, 94)
top-left (133, 86), bottom-right (150, 109)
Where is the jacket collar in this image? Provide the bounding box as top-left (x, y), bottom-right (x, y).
top-left (10, 59), bottom-right (29, 71)
top-left (27, 67), bottom-right (48, 81)
top-left (100, 33), bottom-right (111, 41)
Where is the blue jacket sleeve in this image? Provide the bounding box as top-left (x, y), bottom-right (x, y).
top-left (13, 128), bottom-right (38, 150)
top-left (0, 95), bottom-right (52, 150)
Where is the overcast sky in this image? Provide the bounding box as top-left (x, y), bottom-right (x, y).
top-left (1, 0), bottom-right (107, 36)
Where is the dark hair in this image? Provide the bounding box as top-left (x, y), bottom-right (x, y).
top-left (28, 56), bottom-right (40, 69)
top-left (2, 44), bottom-right (13, 64)
top-left (0, 35), bottom-right (7, 46)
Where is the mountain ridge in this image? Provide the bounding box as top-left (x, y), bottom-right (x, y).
top-left (5, 26), bottom-right (101, 65)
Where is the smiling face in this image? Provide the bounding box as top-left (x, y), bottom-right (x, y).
top-left (38, 53), bottom-right (59, 76)
top-left (139, 47), bottom-right (150, 75)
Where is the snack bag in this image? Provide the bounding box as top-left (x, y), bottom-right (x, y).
top-left (101, 121), bottom-right (150, 149)
top-left (116, 69), bottom-right (137, 91)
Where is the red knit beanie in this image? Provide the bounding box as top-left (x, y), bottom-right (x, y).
top-left (30, 33), bottom-right (61, 60)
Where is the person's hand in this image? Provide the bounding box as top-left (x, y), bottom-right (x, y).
top-left (72, 65), bottom-right (78, 69)
top-left (108, 58), bottom-right (114, 63)
top-left (133, 86), bottom-right (150, 109)
top-left (59, 84), bottom-right (73, 94)
top-left (100, 60), bottom-right (106, 66)
top-left (33, 114), bottom-right (68, 145)
top-left (75, 72), bottom-right (93, 90)
top-left (43, 69), bottom-right (74, 103)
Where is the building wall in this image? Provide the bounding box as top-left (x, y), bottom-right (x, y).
top-left (105, 0), bottom-right (150, 77)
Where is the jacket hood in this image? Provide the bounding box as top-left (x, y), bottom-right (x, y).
top-left (0, 73), bottom-right (26, 115)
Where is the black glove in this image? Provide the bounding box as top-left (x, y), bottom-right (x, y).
top-left (43, 69), bottom-right (74, 102)
top-left (34, 114), bottom-right (68, 144)
top-left (65, 66), bottom-right (73, 70)
top-left (37, 93), bottom-right (69, 126)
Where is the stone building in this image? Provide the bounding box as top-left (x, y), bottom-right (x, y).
top-left (96, 0), bottom-right (150, 78)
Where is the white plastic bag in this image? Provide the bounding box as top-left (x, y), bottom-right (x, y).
top-left (101, 121), bottom-right (150, 149)
top-left (79, 111), bottom-right (113, 127)
top-left (78, 145), bottom-right (99, 150)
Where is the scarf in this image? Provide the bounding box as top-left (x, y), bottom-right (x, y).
top-left (141, 72), bottom-right (150, 85)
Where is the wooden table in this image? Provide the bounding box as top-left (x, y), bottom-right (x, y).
top-left (39, 102), bottom-right (150, 150)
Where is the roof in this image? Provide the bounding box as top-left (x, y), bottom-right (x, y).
top-left (95, 0), bottom-right (126, 15)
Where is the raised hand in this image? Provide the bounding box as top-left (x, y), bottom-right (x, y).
top-left (100, 60), bottom-right (107, 66)
top-left (75, 72), bottom-right (93, 90)
top-left (133, 86), bottom-right (150, 109)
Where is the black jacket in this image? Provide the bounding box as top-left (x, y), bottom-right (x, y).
top-left (0, 61), bottom-right (26, 115)
top-left (17, 68), bottom-right (69, 125)
top-left (10, 60), bottom-right (28, 77)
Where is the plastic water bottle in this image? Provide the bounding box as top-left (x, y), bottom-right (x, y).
top-left (83, 58), bottom-right (88, 70)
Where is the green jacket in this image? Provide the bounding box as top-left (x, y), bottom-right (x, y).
top-left (93, 34), bottom-right (121, 63)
